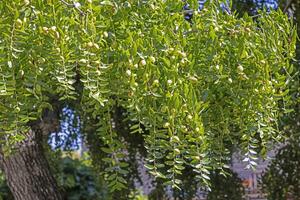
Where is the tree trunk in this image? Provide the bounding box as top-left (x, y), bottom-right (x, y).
top-left (0, 127), bottom-right (63, 200)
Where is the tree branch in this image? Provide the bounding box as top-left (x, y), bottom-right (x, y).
top-left (283, 0), bottom-right (294, 13)
top-left (60, 0), bottom-right (73, 7)
top-left (59, 0), bottom-right (85, 16)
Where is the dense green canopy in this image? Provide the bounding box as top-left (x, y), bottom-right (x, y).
top-left (0, 0), bottom-right (297, 191)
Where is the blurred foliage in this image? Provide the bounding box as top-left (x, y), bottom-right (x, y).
top-left (261, 141), bottom-right (300, 200)
top-left (129, 189), bottom-right (149, 200)
top-left (147, 168), bottom-right (244, 200)
top-left (206, 169), bottom-right (244, 200)
top-left (57, 156), bottom-right (108, 200)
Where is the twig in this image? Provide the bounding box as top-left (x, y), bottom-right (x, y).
top-left (283, 0), bottom-right (294, 13)
top-left (59, 0), bottom-right (86, 16)
top-left (60, 0), bottom-right (73, 7)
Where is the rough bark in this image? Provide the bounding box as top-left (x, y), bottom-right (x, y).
top-left (0, 109), bottom-right (63, 200)
top-left (0, 128), bottom-right (63, 200)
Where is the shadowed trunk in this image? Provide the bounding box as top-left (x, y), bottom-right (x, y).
top-left (0, 108), bottom-right (63, 200)
top-left (0, 128), bottom-right (63, 200)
